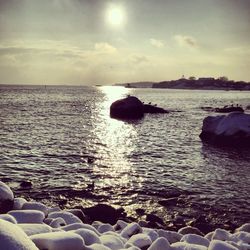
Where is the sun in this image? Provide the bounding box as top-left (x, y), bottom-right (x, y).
top-left (106, 4), bottom-right (126, 27)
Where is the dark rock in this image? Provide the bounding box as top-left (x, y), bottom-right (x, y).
top-left (81, 203), bottom-right (125, 225)
top-left (146, 213), bottom-right (164, 225)
top-left (135, 208), bottom-right (145, 216)
top-left (20, 181), bottom-right (32, 188)
top-left (110, 96), bottom-right (144, 119)
top-left (143, 104), bottom-right (169, 114)
top-left (0, 199), bottom-right (14, 214)
top-left (110, 96), bottom-right (169, 120)
top-left (158, 197), bottom-right (179, 207)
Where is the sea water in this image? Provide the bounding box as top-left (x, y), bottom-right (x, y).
top-left (0, 85), bottom-right (249, 225)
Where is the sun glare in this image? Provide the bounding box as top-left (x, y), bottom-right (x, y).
top-left (106, 4), bottom-right (126, 27)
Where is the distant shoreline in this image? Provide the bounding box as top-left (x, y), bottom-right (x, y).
top-left (115, 77), bottom-right (250, 91)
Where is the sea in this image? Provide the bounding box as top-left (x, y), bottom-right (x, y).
top-left (0, 85), bottom-right (250, 227)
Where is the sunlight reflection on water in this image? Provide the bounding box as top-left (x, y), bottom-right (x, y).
top-left (91, 86), bottom-right (143, 190)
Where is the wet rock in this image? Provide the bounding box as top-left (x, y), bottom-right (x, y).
top-left (135, 208), bottom-right (145, 216)
top-left (110, 96), bottom-right (144, 119)
top-left (20, 181), bottom-right (32, 188)
top-left (0, 181), bottom-right (14, 214)
top-left (158, 197), bottom-right (179, 207)
top-left (110, 96), bottom-right (168, 120)
top-left (146, 213), bottom-right (164, 225)
top-left (66, 209), bottom-right (87, 223)
top-left (82, 203), bottom-right (125, 225)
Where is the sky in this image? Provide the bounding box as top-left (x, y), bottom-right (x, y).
top-left (0, 0), bottom-right (250, 85)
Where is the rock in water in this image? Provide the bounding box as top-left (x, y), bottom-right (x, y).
top-left (199, 112), bottom-right (250, 146)
top-left (0, 181), bottom-right (14, 213)
top-left (110, 96), bottom-right (144, 119)
top-left (0, 219), bottom-right (38, 250)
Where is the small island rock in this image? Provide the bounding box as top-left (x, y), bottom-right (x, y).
top-left (200, 112), bottom-right (250, 146)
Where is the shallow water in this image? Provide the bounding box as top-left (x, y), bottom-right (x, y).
top-left (0, 85), bottom-right (249, 225)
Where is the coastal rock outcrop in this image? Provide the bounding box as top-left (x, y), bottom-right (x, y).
top-left (110, 96), bottom-right (168, 120)
top-left (199, 112), bottom-right (250, 146)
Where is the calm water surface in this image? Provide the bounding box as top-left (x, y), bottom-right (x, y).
top-left (0, 85), bottom-right (249, 224)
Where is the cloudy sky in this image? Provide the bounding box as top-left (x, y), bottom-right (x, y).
top-left (0, 0), bottom-right (249, 85)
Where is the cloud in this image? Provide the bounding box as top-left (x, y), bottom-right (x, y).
top-left (94, 43), bottom-right (117, 54)
top-left (150, 38), bottom-right (164, 48)
top-left (174, 35), bottom-right (198, 48)
top-left (130, 54), bottom-right (149, 64)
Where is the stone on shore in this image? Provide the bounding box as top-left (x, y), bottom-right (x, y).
top-left (0, 219), bottom-right (38, 250)
top-left (200, 112), bottom-right (250, 146)
top-left (8, 210), bottom-right (45, 224)
top-left (30, 232), bottom-right (84, 250)
top-left (0, 181), bottom-right (14, 213)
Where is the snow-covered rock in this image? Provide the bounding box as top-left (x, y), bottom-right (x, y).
top-left (120, 222), bottom-right (142, 239)
top-left (181, 233), bottom-right (210, 247)
top-left (142, 227), bottom-right (159, 242)
top-left (18, 223), bottom-right (52, 236)
top-left (0, 181), bottom-right (14, 213)
top-left (22, 202), bottom-right (48, 216)
top-left (200, 112), bottom-right (250, 146)
top-left (178, 226), bottom-right (203, 236)
top-left (212, 228), bottom-right (232, 241)
top-left (61, 222), bottom-right (100, 234)
top-left (235, 223), bottom-right (250, 233)
top-left (171, 241), bottom-right (207, 250)
top-left (49, 217), bottom-right (67, 228)
top-left (48, 211), bottom-right (82, 225)
top-left (100, 234), bottom-right (125, 249)
top-left (30, 231), bottom-right (84, 250)
top-left (13, 197), bottom-right (27, 210)
top-left (0, 219), bottom-right (38, 250)
top-left (148, 237), bottom-right (171, 250)
top-left (73, 228), bottom-right (101, 245)
top-left (98, 223), bottom-right (115, 233)
top-left (0, 213), bottom-right (17, 223)
top-left (158, 229), bottom-right (183, 244)
top-left (126, 233), bottom-right (152, 249)
top-left (8, 210), bottom-right (45, 223)
top-left (208, 240), bottom-right (239, 250)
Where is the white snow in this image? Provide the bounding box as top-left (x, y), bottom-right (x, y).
top-left (100, 234), bottom-right (125, 249)
top-left (0, 213), bottom-right (17, 224)
top-left (8, 210), bottom-right (45, 223)
top-left (0, 219), bottom-right (38, 250)
top-left (171, 241), bottom-right (207, 250)
top-left (0, 181), bottom-right (14, 201)
top-left (73, 228), bottom-right (101, 245)
top-left (126, 233), bottom-right (152, 249)
top-left (13, 197), bottom-right (27, 210)
top-left (18, 223), bottom-right (52, 236)
top-left (22, 201), bottom-right (49, 216)
top-left (202, 112), bottom-right (250, 136)
top-left (30, 231), bottom-right (84, 250)
top-left (208, 240), bottom-right (239, 250)
top-left (48, 211), bottom-right (82, 224)
top-left (148, 237), bottom-right (171, 250)
top-left (120, 222), bottom-right (142, 239)
top-left (181, 233), bottom-right (210, 247)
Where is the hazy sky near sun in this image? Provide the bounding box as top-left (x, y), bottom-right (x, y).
top-left (0, 0), bottom-right (250, 85)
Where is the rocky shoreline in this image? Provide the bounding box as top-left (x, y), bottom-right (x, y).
top-left (9, 180), bottom-right (250, 236)
top-left (1, 181), bottom-right (250, 250)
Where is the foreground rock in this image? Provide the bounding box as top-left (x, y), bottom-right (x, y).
top-left (0, 181), bottom-right (250, 250)
top-left (110, 96), bottom-right (168, 120)
top-left (0, 181), bottom-right (14, 213)
top-left (200, 112), bottom-right (250, 146)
